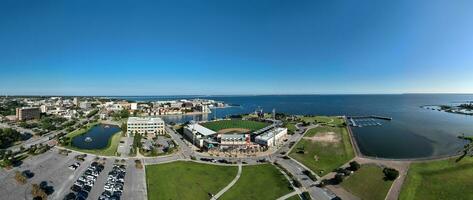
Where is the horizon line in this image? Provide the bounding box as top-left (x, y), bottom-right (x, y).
top-left (2, 92), bottom-right (473, 97)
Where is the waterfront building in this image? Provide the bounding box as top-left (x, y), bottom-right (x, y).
top-left (16, 107), bottom-right (41, 121)
top-left (255, 128), bottom-right (288, 147)
top-left (195, 104), bottom-right (211, 113)
top-left (127, 117), bottom-right (166, 138)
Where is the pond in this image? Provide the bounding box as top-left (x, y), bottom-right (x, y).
top-left (71, 124), bottom-right (121, 149)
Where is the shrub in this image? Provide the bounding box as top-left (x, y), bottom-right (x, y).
top-left (301, 192), bottom-right (311, 200)
top-left (302, 170), bottom-right (317, 181)
top-left (332, 173), bottom-right (345, 185)
top-left (135, 159), bottom-right (143, 169)
top-left (293, 179), bottom-right (302, 188)
top-left (383, 167), bottom-right (399, 181)
top-left (349, 161), bottom-right (360, 171)
top-left (31, 184), bottom-right (48, 200)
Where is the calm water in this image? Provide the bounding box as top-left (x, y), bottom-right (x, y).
top-left (112, 94), bottom-right (473, 159)
top-left (71, 124), bottom-right (121, 149)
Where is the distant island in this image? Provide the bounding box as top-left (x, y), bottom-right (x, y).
top-left (421, 102), bottom-right (473, 115)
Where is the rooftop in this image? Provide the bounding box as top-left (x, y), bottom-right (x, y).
top-left (186, 123), bottom-right (216, 136)
top-left (128, 117), bottom-right (164, 123)
top-left (256, 128), bottom-right (287, 141)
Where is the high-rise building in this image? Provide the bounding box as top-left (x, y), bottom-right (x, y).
top-left (73, 97), bottom-right (79, 106)
top-left (16, 107), bottom-right (41, 121)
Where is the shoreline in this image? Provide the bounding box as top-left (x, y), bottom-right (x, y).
top-left (146, 106), bottom-right (236, 117)
top-left (344, 116), bottom-right (461, 162)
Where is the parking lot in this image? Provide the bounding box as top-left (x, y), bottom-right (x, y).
top-left (117, 136), bottom-right (133, 157)
top-left (64, 159), bottom-right (107, 200)
top-left (0, 148), bottom-right (94, 200)
top-left (123, 159), bottom-right (147, 200)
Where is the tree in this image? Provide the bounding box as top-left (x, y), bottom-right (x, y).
top-left (121, 123), bottom-right (127, 136)
top-left (31, 184), bottom-right (48, 200)
top-left (383, 168), bottom-right (399, 181)
top-left (349, 161), bottom-right (361, 171)
top-left (332, 173), bottom-right (344, 184)
top-left (120, 109), bottom-right (130, 119)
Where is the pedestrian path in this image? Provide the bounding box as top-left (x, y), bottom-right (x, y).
top-left (211, 164), bottom-right (242, 200)
top-left (276, 191), bottom-right (299, 200)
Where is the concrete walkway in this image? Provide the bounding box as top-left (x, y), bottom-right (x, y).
top-left (211, 164), bottom-right (242, 200)
top-left (277, 191), bottom-right (299, 200)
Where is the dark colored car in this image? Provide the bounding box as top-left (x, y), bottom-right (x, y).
top-left (83, 185), bottom-right (92, 192)
top-left (63, 192), bottom-right (76, 200)
top-left (70, 185), bottom-right (81, 193)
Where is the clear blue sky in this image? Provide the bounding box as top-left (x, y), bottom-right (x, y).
top-left (1, 0), bottom-right (473, 95)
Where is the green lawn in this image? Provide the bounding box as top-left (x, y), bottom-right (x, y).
top-left (201, 119), bottom-right (269, 132)
top-left (220, 164), bottom-right (293, 200)
top-left (284, 122), bottom-right (297, 134)
top-left (341, 165), bottom-right (393, 200)
top-left (300, 116), bottom-right (344, 126)
top-left (65, 122), bottom-right (100, 138)
top-left (146, 161), bottom-right (238, 200)
top-left (289, 122), bottom-right (354, 176)
top-left (63, 123), bottom-right (122, 156)
top-left (399, 157), bottom-right (473, 200)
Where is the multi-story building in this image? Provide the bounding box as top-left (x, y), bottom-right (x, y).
top-left (16, 107), bottom-right (41, 121)
top-left (73, 97), bottom-right (79, 106)
top-left (127, 117), bottom-right (166, 138)
top-left (255, 127), bottom-right (288, 147)
top-left (195, 104), bottom-right (211, 113)
top-left (131, 103), bottom-right (138, 110)
top-left (80, 102), bottom-right (92, 109)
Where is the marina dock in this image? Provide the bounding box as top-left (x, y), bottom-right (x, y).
top-left (348, 115), bottom-right (392, 127)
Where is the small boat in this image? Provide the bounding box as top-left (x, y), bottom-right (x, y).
top-left (85, 137), bottom-right (93, 142)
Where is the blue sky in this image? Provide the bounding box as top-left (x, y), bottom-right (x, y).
top-left (1, 0), bottom-right (473, 95)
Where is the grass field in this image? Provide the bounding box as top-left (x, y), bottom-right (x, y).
top-left (201, 119), bottom-right (269, 132)
top-left (399, 157), bottom-right (473, 200)
top-left (64, 123), bottom-right (121, 156)
top-left (300, 116), bottom-right (344, 126)
top-left (341, 165), bottom-right (393, 200)
top-left (289, 117), bottom-right (354, 176)
top-left (220, 164), bottom-right (293, 200)
top-left (146, 161), bottom-right (238, 200)
top-left (284, 122), bottom-right (297, 134)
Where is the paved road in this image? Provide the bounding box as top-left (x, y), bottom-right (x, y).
top-left (275, 157), bottom-right (334, 200)
top-left (123, 159), bottom-right (147, 200)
